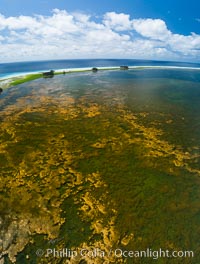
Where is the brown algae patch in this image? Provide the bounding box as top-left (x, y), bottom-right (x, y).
top-left (0, 92), bottom-right (200, 263)
top-left (82, 103), bottom-right (101, 118)
top-left (0, 97), bottom-right (124, 263)
top-left (115, 109), bottom-right (200, 175)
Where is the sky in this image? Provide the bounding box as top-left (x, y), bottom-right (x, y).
top-left (0, 0), bottom-right (200, 63)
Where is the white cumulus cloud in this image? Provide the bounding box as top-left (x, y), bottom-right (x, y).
top-left (103, 12), bottom-right (133, 31)
top-left (132, 18), bottom-right (171, 40)
top-left (0, 9), bottom-right (200, 62)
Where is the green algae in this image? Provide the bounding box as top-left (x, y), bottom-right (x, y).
top-left (1, 67), bottom-right (119, 90)
top-left (10, 74), bottom-right (43, 86)
top-left (0, 71), bottom-right (200, 263)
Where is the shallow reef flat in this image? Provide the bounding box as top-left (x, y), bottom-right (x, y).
top-left (0, 70), bottom-right (200, 263)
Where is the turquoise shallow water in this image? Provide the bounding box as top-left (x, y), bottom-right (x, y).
top-left (0, 68), bottom-right (200, 263)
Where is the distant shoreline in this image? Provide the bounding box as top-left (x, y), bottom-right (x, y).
top-left (1, 65), bottom-right (200, 89)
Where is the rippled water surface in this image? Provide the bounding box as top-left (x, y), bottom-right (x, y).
top-left (1, 69), bottom-right (200, 264)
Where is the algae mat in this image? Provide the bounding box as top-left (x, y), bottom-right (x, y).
top-left (0, 69), bottom-right (200, 263)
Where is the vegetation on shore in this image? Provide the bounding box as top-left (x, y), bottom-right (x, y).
top-left (0, 67), bottom-right (120, 89)
top-left (1, 65), bottom-right (199, 91)
top-left (10, 73), bottom-right (43, 86)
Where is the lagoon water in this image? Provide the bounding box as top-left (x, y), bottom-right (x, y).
top-left (0, 60), bottom-right (200, 263)
top-left (1, 58), bottom-right (200, 79)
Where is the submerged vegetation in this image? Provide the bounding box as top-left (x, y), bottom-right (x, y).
top-left (0, 69), bottom-right (200, 263)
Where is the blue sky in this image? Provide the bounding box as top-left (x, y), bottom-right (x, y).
top-left (0, 0), bottom-right (200, 62)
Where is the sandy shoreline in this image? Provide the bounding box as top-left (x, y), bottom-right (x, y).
top-left (1, 65), bottom-right (200, 89)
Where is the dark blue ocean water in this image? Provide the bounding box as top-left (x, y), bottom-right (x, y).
top-left (0, 59), bottom-right (200, 79)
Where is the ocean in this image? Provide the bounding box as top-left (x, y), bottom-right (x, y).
top-left (1, 58), bottom-right (200, 79)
